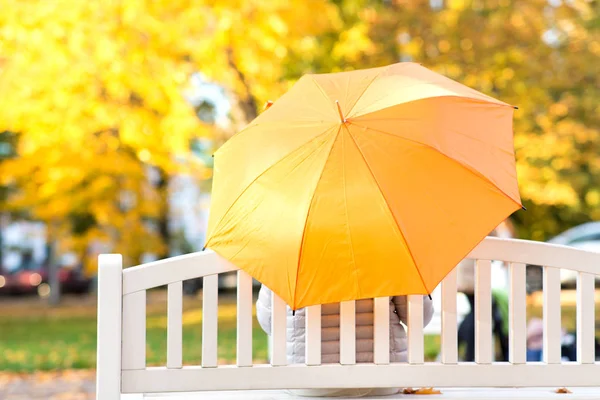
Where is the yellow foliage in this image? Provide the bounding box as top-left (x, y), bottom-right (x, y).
top-left (0, 0), bottom-right (339, 268)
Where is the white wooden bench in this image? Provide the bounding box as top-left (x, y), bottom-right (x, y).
top-left (96, 238), bottom-right (600, 399)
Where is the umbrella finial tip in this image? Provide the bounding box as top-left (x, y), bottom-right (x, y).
top-left (263, 100), bottom-right (274, 111)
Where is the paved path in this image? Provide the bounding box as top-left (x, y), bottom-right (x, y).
top-left (0, 370), bottom-right (95, 400)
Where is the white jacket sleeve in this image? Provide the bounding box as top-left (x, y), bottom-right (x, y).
top-left (256, 285), bottom-right (272, 335)
top-left (392, 295), bottom-right (434, 327)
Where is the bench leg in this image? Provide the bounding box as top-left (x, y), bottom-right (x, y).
top-left (96, 254), bottom-right (123, 400)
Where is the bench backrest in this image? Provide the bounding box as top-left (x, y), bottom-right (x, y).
top-left (96, 238), bottom-right (600, 398)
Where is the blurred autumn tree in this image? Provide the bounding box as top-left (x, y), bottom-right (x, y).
top-left (0, 0), bottom-right (338, 269)
top-left (0, 0), bottom-right (597, 278)
top-left (335, 0), bottom-right (599, 240)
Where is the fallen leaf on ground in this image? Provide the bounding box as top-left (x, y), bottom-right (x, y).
top-left (556, 387), bottom-right (572, 394)
top-left (402, 387), bottom-right (442, 395)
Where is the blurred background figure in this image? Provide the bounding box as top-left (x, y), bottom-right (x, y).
top-left (456, 221), bottom-right (514, 361)
top-left (526, 318), bottom-right (544, 362)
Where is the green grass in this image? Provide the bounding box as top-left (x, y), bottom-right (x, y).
top-left (0, 317), bottom-right (271, 373)
top-left (0, 292), bottom-right (270, 372)
top-left (0, 314), bottom-right (98, 372)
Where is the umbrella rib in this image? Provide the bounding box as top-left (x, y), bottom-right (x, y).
top-left (341, 127), bottom-right (361, 299)
top-left (351, 94), bottom-right (514, 120)
top-left (206, 126), bottom-right (338, 246)
top-left (215, 121), bottom-right (334, 156)
top-left (349, 122), bottom-right (522, 209)
top-left (348, 66), bottom-right (514, 118)
top-left (345, 65), bottom-right (390, 118)
top-left (345, 128), bottom-right (430, 294)
top-left (309, 75), bottom-right (339, 116)
top-left (293, 126), bottom-right (343, 309)
top-left (354, 110), bottom-right (513, 156)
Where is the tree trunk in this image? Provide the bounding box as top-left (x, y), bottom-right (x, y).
top-left (0, 214), bottom-right (5, 275)
top-left (157, 167), bottom-right (170, 260)
top-left (226, 47), bottom-right (259, 123)
top-left (47, 240), bottom-right (61, 305)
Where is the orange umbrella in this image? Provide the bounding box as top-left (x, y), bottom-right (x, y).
top-left (206, 62), bottom-right (523, 310)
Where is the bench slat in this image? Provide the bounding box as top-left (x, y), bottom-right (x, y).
top-left (577, 272), bottom-right (595, 364)
top-left (475, 259), bottom-right (492, 364)
top-left (96, 254), bottom-right (122, 400)
top-left (340, 300), bottom-right (356, 365)
top-left (122, 364), bottom-right (600, 394)
top-left (509, 262), bottom-right (526, 364)
top-left (305, 305), bottom-right (322, 365)
top-left (543, 266), bottom-right (561, 364)
top-left (408, 294), bottom-right (424, 364)
top-left (441, 269), bottom-right (458, 364)
top-left (236, 271), bottom-right (253, 367)
top-left (122, 290), bottom-right (146, 370)
top-left (271, 293), bottom-right (287, 366)
top-left (167, 281), bottom-right (183, 369)
top-left (374, 297), bottom-right (390, 364)
top-left (202, 275), bottom-right (218, 368)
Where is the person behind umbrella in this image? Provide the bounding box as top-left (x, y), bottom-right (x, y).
top-left (257, 286), bottom-right (434, 397)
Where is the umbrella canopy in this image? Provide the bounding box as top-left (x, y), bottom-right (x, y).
top-left (206, 62), bottom-right (522, 310)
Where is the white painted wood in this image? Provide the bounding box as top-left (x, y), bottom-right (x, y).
top-left (236, 270), bottom-right (253, 367)
top-left (122, 290), bottom-right (146, 370)
top-left (107, 238), bottom-right (600, 398)
top-left (340, 300), bottom-right (356, 365)
top-left (167, 281), bottom-right (183, 369)
top-left (123, 250), bottom-right (238, 294)
top-left (271, 293), bottom-right (287, 366)
top-left (475, 259), bottom-right (492, 364)
top-left (467, 238), bottom-right (600, 275)
top-left (577, 272), bottom-right (595, 364)
top-left (119, 387), bottom-right (600, 400)
top-left (407, 295), bottom-right (424, 364)
top-left (305, 305), bottom-right (321, 365)
top-left (121, 364), bottom-right (600, 393)
top-left (121, 394), bottom-right (144, 400)
top-left (96, 254), bottom-right (123, 400)
top-left (441, 269), bottom-right (458, 364)
top-left (108, 238), bottom-right (600, 400)
top-left (202, 274), bottom-right (219, 368)
top-left (509, 262), bottom-right (526, 364)
top-left (373, 297), bottom-right (390, 365)
top-left (543, 266), bottom-right (561, 364)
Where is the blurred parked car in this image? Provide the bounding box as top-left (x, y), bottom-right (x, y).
top-left (54, 265), bottom-right (92, 294)
top-left (527, 222), bottom-right (600, 292)
top-left (0, 269), bottom-right (43, 295)
top-left (548, 222), bottom-right (600, 287)
top-left (0, 263), bottom-right (91, 296)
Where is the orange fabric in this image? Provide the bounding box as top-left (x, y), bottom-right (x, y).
top-left (206, 62), bottom-right (522, 310)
